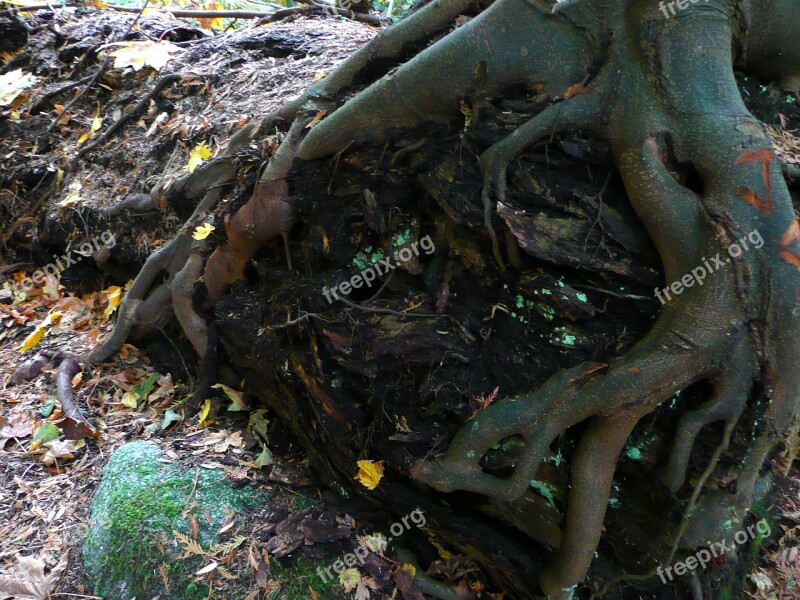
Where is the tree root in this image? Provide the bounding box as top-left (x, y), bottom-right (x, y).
top-left (55, 355), bottom-right (98, 440)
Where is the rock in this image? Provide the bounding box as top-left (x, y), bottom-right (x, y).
top-left (83, 441), bottom-right (265, 600)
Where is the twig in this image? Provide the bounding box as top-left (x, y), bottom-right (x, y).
top-left (73, 72), bottom-right (183, 164)
top-left (30, 72), bottom-right (95, 114)
top-left (338, 295), bottom-right (440, 318)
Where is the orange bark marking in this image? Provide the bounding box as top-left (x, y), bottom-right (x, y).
top-left (563, 82), bottom-right (585, 99)
top-left (779, 220), bottom-right (800, 271)
top-left (735, 148), bottom-right (776, 213)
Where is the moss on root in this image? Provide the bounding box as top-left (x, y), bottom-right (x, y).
top-left (83, 441), bottom-right (265, 599)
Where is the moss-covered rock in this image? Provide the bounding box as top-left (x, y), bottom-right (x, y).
top-left (83, 441), bottom-right (265, 599)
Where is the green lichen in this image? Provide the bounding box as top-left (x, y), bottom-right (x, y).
top-left (83, 441), bottom-right (265, 599)
top-left (625, 447), bottom-right (643, 461)
top-left (392, 229), bottom-right (412, 247)
top-left (529, 480), bottom-right (558, 510)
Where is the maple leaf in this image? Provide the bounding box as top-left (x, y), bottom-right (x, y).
top-left (193, 223), bottom-right (215, 240)
top-left (104, 41), bottom-right (182, 72)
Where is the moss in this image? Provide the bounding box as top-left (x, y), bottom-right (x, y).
top-left (83, 441), bottom-right (265, 599)
top-left (269, 556), bottom-right (340, 599)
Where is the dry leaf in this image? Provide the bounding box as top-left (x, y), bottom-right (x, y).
top-left (103, 285), bottom-right (123, 317)
top-left (0, 554), bottom-right (67, 600)
top-left (193, 223), bottom-right (215, 240)
top-left (17, 311), bottom-right (62, 353)
top-left (105, 40), bottom-right (182, 72)
top-left (339, 567), bottom-right (361, 593)
top-left (354, 459), bottom-right (384, 490)
top-left (0, 69), bottom-right (37, 107)
top-left (195, 560), bottom-right (218, 576)
top-left (212, 383), bottom-right (246, 411)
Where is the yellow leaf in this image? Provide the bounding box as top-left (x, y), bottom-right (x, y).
top-left (103, 285), bottom-right (122, 317)
top-left (187, 142), bottom-right (213, 173)
top-left (338, 568), bottom-right (361, 592)
top-left (77, 102), bottom-right (103, 145)
top-left (312, 70), bottom-right (326, 82)
top-left (199, 398), bottom-right (212, 426)
top-left (399, 563), bottom-right (416, 577)
top-left (17, 311), bottom-right (62, 353)
top-left (354, 459), bottom-right (384, 490)
top-left (192, 223), bottom-right (215, 240)
top-left (121, 391), bottom-right (139, 409)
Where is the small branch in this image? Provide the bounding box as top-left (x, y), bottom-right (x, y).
top-left (338, 295), bottom-right (440, 318)
top-left (30, 72), bottom-right (96, 114)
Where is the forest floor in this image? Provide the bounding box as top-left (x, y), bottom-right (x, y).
top-left (2, 5), bottom-right (800, 600)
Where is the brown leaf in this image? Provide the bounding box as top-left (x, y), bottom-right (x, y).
top-left (0, 554), bottom-right (68, 600)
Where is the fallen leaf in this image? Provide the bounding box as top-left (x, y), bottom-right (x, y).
top-left (254, 443), bottom-right (273, 468)
top-left (0, 68), bottom-right (37, 107)
top-left (195, 560), bottom-right (218, 576)
top-left (193, 223), bottom-right (215, 240)
top-left (17, 311), bottom-right (62, 353)
top-left (57, 181), bottom-right (82, 207)
top-left (212, 383), bottom-right (247, 411)
top-left (29, 422), bottom-right (61, 451)
top-left (188, 142), bottom-right (213, 173)
top-left (162, 408), bottom-right (182, 429)
top-left (0, 554), bottom-right (67, 600)
top-left (105, 40), bottom-right (182, 72)
top-left (198, 398), bottom-right (212, 426)
top-left (36, 439), bottom-right (82, 466)
top-left (103, 285), bottom-right (122, 317)
top-left (77, 101), bottom-right (103, 145)
top-left (248, 409), bottom-right (269, 443)
top-left (354, 460), bottom-right (384, 490)
top-left (121, 391), bottom-right (139, 409)
top-left (339, 567), bottom-right (361, 593)
top-left (358, 533), bottom-right (387, 554)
